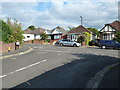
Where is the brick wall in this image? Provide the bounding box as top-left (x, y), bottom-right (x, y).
top-left (24, 40), bottom-right (44, 44)
top-left (0, 42), bottom-right (15, 53)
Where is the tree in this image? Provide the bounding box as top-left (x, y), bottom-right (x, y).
top-left (6, 18), bottom-right (24, 44)
top-left (83, 32), bottom-right (91, 45)
top-left (28, 25), bottom-right (35, 31)
top-left (67, 26), bottom-right (75, 31)
top-left (40, 32), bottom-right (48, 40)
top-left (114, 31), bottom-right (120, 43)
top-left (0, 19), bottom-right (14, 43)
top-left (87, 27), bottom-right (99, 36)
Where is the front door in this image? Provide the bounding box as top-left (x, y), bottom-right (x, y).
top-left (51, 35), bottom-right (54, 40)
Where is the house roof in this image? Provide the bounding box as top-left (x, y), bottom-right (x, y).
top-left (51, 26), bottom-right (68, 34)
top-left (109, 20), bottom-right (120, 31)
top-left (68, 25), bottom-right (91, 34)
top-left (100, 20), bottom-right (120, 32)
top-left (24, 27), bottom-right (49, 34)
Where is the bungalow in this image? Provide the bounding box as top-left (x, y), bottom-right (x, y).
top-left (23, 27), bottom-right (50, 41)
top-left (67, 25), bottom-right (92, 41)
top-left (23, 26), bottom-right (67, 42)
top-left (50, 26), bottom-right (68, 41)
top-left (99, 20), bottom-right (120, 40)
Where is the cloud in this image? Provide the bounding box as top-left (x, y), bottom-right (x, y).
top-left (1, 1), bottom-right (118, 30)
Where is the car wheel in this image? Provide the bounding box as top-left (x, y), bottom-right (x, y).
top-left (101, 45), bottom-right (106, 49)
top-left (60, 43), bottom-right (63, 46)
top-left (73, 44), bottom-right (77, 47)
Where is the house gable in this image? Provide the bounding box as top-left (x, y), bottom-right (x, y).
top-left (52, 28), bottom-right (62, 34)
top-left (68, 25), bottom-right (91, 34)
top-left (44, 30), bottom-right (51, 35)
top-left (100, 25), bottom-right (116, 32)
top-left (100, 20), bottom-right (120, 32)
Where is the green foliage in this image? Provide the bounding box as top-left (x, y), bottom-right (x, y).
top-left (31, 40), bottom-right (34, 43)
top-left (77, 36), bottom-right (85, 43)
top-left (0, 19), bottom-right (14, 43)
top-left (68, 26), bottom-right (75, 31)
top-left (83, 32), bottom-right (91, 45)
top-left (0, 18), bottom-right (24, 44)
top-left (87, 27), bottom-right (99, 36)
top-left (40, 32), bottom-right (48, 40)
top-left (6, 18), bottom-right (24, 44)
top-left (115, 31), bottom-right (120, 43)
top-left (28, 25), bottom-right (35, 31)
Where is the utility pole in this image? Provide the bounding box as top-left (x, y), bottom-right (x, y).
top-left (80, 16), bottom-right (82, 25)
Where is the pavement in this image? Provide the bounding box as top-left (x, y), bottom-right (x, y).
top-left (1, 44), bottom-right (120, 88)
top-left (0, 44), bottom-right (33, 59)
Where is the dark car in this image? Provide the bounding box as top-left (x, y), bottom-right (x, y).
top-left (98, 40), bottom-right (120, 49)
top-left (89, 39), bottom-right (99, 46)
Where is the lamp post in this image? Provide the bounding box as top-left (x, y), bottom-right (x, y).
top-left (80, 16), bottom-right (82, 25)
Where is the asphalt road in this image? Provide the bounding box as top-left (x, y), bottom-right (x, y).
top-left (1, 44), bottom-right (120, 88)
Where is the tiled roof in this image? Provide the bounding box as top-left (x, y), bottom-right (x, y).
top-left (24, 27), bottom-right (48, 34)
top-left (51, 26), bottom-right (68, 34)
top-left (109, 20), bottom-right (120, 31)
top-left (68, 25), bottom-right (91, 34)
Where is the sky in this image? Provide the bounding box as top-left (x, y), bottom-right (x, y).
top-left (1, 0), bottom-right (119, 30)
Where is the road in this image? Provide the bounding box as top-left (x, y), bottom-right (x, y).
top-left (1, 44), bottom-right (120, 88)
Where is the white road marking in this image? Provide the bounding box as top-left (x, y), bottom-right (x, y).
top-left (44, 50), bottom-right (68, 53)
top-left (26, 81), bottom-right (31, 85)
top-left (0, 59), bottom-right (46, 79)
top-left (11, 58), bottom-right (16, 59)
top-left (38, 52), bottom-right (47, 54)
top-left (0, 75), bottom-right (7, 78)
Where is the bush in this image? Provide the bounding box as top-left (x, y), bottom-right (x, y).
top-left (77, 36), bottom-right (85, 43)
top-left (31, 40), bottom-right (34, 43)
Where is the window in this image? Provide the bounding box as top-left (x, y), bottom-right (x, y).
top-left (54, 35), bottom-right (61, 39)
top-left (27, 36), bottom-right (30, 38)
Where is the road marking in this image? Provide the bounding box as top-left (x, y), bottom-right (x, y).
top-left (44, 50), bottom-right (68, 53)
top-left (0, 75), bottom-right (7, 78)
top-left (26, 81), bottom-right (31, 85)
top-left (38, 52), bottom-right (47, 54)
top-left (0, 59), bottom-right (46, 79)
top-left (11, 58), bottom-right (17, 60)
top-left (86, 62), bottom-right (120, 88)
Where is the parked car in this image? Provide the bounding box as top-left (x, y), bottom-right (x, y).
top-left (55, 39), bottom-right (80, 47)
top-left (89, 39), bottom-right (99, 46)
top-left (98, 40), bottom-right (120, 49)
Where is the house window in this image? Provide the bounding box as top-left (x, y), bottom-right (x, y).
top-left (27, 36), bottom-right (30, 38)
top-left (103, 34), bottom-right (107, 40)
top-left (54, 35), bottom-right (61, 39)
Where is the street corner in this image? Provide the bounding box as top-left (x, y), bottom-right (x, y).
top-left (0, 46), bottom-right (33, 59)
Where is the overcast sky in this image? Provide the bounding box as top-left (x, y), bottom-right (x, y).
top-left (1, 0), bottom-right (119, 30)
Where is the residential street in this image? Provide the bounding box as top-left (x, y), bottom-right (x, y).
top-left (1, 44), bottom-right (120, 88)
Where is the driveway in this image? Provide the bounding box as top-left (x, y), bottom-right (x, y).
top-left (1, 44), bottom-right (120, 88)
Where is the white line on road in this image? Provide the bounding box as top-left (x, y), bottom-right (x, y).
top-left (11, 58), bottom-right (17, 60)
top-left (0, 59), bottom-right (46, 79)
top-left (44, 50), bottom-right (68, 53)
top-left (26, 81), bottom-right (31, 85)
top-left (58, 54), bottom-right (61, 56)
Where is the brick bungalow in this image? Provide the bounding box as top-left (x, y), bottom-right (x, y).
top-left (67, 25), bottom-right (92, 41)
